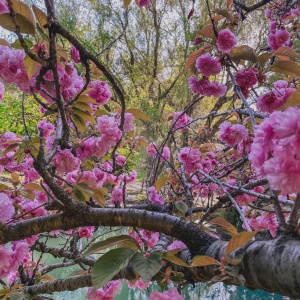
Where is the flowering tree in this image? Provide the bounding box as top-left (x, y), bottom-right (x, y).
top-left (0, 0), bottom-right (300, 299)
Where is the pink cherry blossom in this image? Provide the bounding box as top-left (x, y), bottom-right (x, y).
top-left (116, 154), bottom-right (127, 166)
top-left (88, 80), bottom-right (112, 105)
top-left (127, 278), bottom-right (151, 290)
top-left (172, 112), bottom-right (192, 130)
top-left (167, 240), bottom-right (187, 250)
top-left (235, 68), bottom-right (257, 89)
top-left (148, 186), bottom-right (164, 205)
top-left (149, 287), bottom-right (184, 300)
top-left (86, 280), bottom-right (121, 300)
top-left (51, 148), bottom-right (81, 173)
top-left (256, 91), bottom-right (284, 113)
top-left (37, 120), bottom-right (55, 138)
top-left (79, 226), bottom-right (94, 238)
top-left (11, 241), bottom-right (30, 270)
top-left (0, 245), bottom-right (14, 278)
top-left (97, 115), bottom-right (121, 139)
top-left (195, 53), bottom-right (222, 77)
top-left (111, 187), bottom-right (123, 205)
top-left (217, 29), bottom-right (237, 53)
top-left (0, 0), bottom-right (9, 14)
top-left (0, 81), bottom-right (4, 101)
top-left (219, 122), bottom-right (248, 147)
top-left (137, 0), bottom-right (150, 7)
top-left (0, 192), bottom-right (14, 223)
top-left (267, 29), bottom-right (290, 51)
top-left (201, 80), bottom-right (227, 97)
top-left (147, 142), bottom-right (158, 156)
top-left (123, 113), bottom-right (134, 132)
top-left (188, 75), bottom-right (203, 95)
top-left (70, 45), bottom-right (81, 63)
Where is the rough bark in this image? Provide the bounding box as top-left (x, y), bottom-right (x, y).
top-left (206, 235), bottom-right (300, 298)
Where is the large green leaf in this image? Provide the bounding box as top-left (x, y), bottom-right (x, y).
top-left (130, 252), bottom-right (162, 284)
top-left (91, 248), bottom-right (136, 290)
top-left (84, 235), bottom-right (140, 256)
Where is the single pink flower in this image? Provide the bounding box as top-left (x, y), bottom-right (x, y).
top-left (217, 29), bottom-right (237, 53)
top-left (51, 148), bottom-right (81, 173)
top-left (70, 45), bottom-right (81, 63)
top-left (0, 0), bottom-right (9, 14)
top-left (172, 111), bottom-right (192, 130)
top-left (235, 68), bottom-right (257, 89)
top-left (88, 80), bottom-right (111, 105)
top-left (256, 91), bottom-right (284, 113)
top-left (137, 0), bottom-right (150, 7)
top-left (219, 122), bottom-right (248, 147)
top-left (195, 53), bottom-right (222, 77)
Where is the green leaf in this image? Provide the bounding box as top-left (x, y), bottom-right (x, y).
top-left (24, 183), bottom-right (45, 192)
top-left (11, 38), bottom-right (33, 49)
top-left (71, 114), bottom-right (86, 133)
top-left (131, 252), bottom-right (162, 284)
top-left (84, 235), bottom-right (141, 256)
top-left (161, 250), bottom-right (189, 267)
top-left (23, 55), bottom-right (39, 79)
top-left (175, 201), bottom-right (189, 215)
top-left (91, 248), bottom-right (136, 290)
top-left (226, 231), bottom-right (256, 255)
top-left (72, 107), bottom-right (96, 124)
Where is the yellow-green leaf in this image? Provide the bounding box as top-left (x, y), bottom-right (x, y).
top-left (74, 102), bottom-right (94, 113)
top-left (126, 108), bottom-right (152, 122)
top-left (72, 108), bottom-right (96, 124)
top-left (77, 95), bottom-right (98, 105)
top-left (24, 183), bottom-right (45, 192)
top-left (191, 255), bottom-right (219, 267)
top-left (84, 235), bottom-right (140, 256)
top-left (71, 114), bottom-right (86, 133)
top-left (32, 4), bottom-right (47, 32)
top-left (24, 55), bottom-right (39, 79)
top-left (226, 231), bottom-right (256, 255)
top-left (94, 108), bottom-right (110, 117)
top-left (162, 252), bottom-right (190, 267)
top-left (154, 176), bottom-right (168, 191)
top-left (1, 143), bottom-right (20, 156)
top-left (209, 217), bottom-right (238, 236)
top-left (0, 0), bottom-right (35, 34)
top-left (270, 61), bottom-right (300, 76)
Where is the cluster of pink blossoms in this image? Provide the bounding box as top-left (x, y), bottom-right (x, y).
top-left (219, 122), bottom-right (248, 147)
top-left (147, 143), bottom-right (170, 162)
top-left (130, 229), bottom-right (159, 249)
top-left (256, 80), bottom-right (295, 113)
top-left (148, 186), bottom-right (164, 206)
top-left (86, 280), bottom-right (121, 300)
top-left (0, 240), bottom-right (29, 278)
top-left (249, 107), bottom-right (300, 194)
top-left (172, 111), bottom-right (192, 130)
top-left (235, 67), bottom-right (258, 98)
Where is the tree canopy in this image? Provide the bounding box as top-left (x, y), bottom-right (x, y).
top-left (0, 0), bottom-right (299, 299)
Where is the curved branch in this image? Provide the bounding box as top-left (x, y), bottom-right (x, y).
top-left (1, 208), bottom-right (216, 256)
